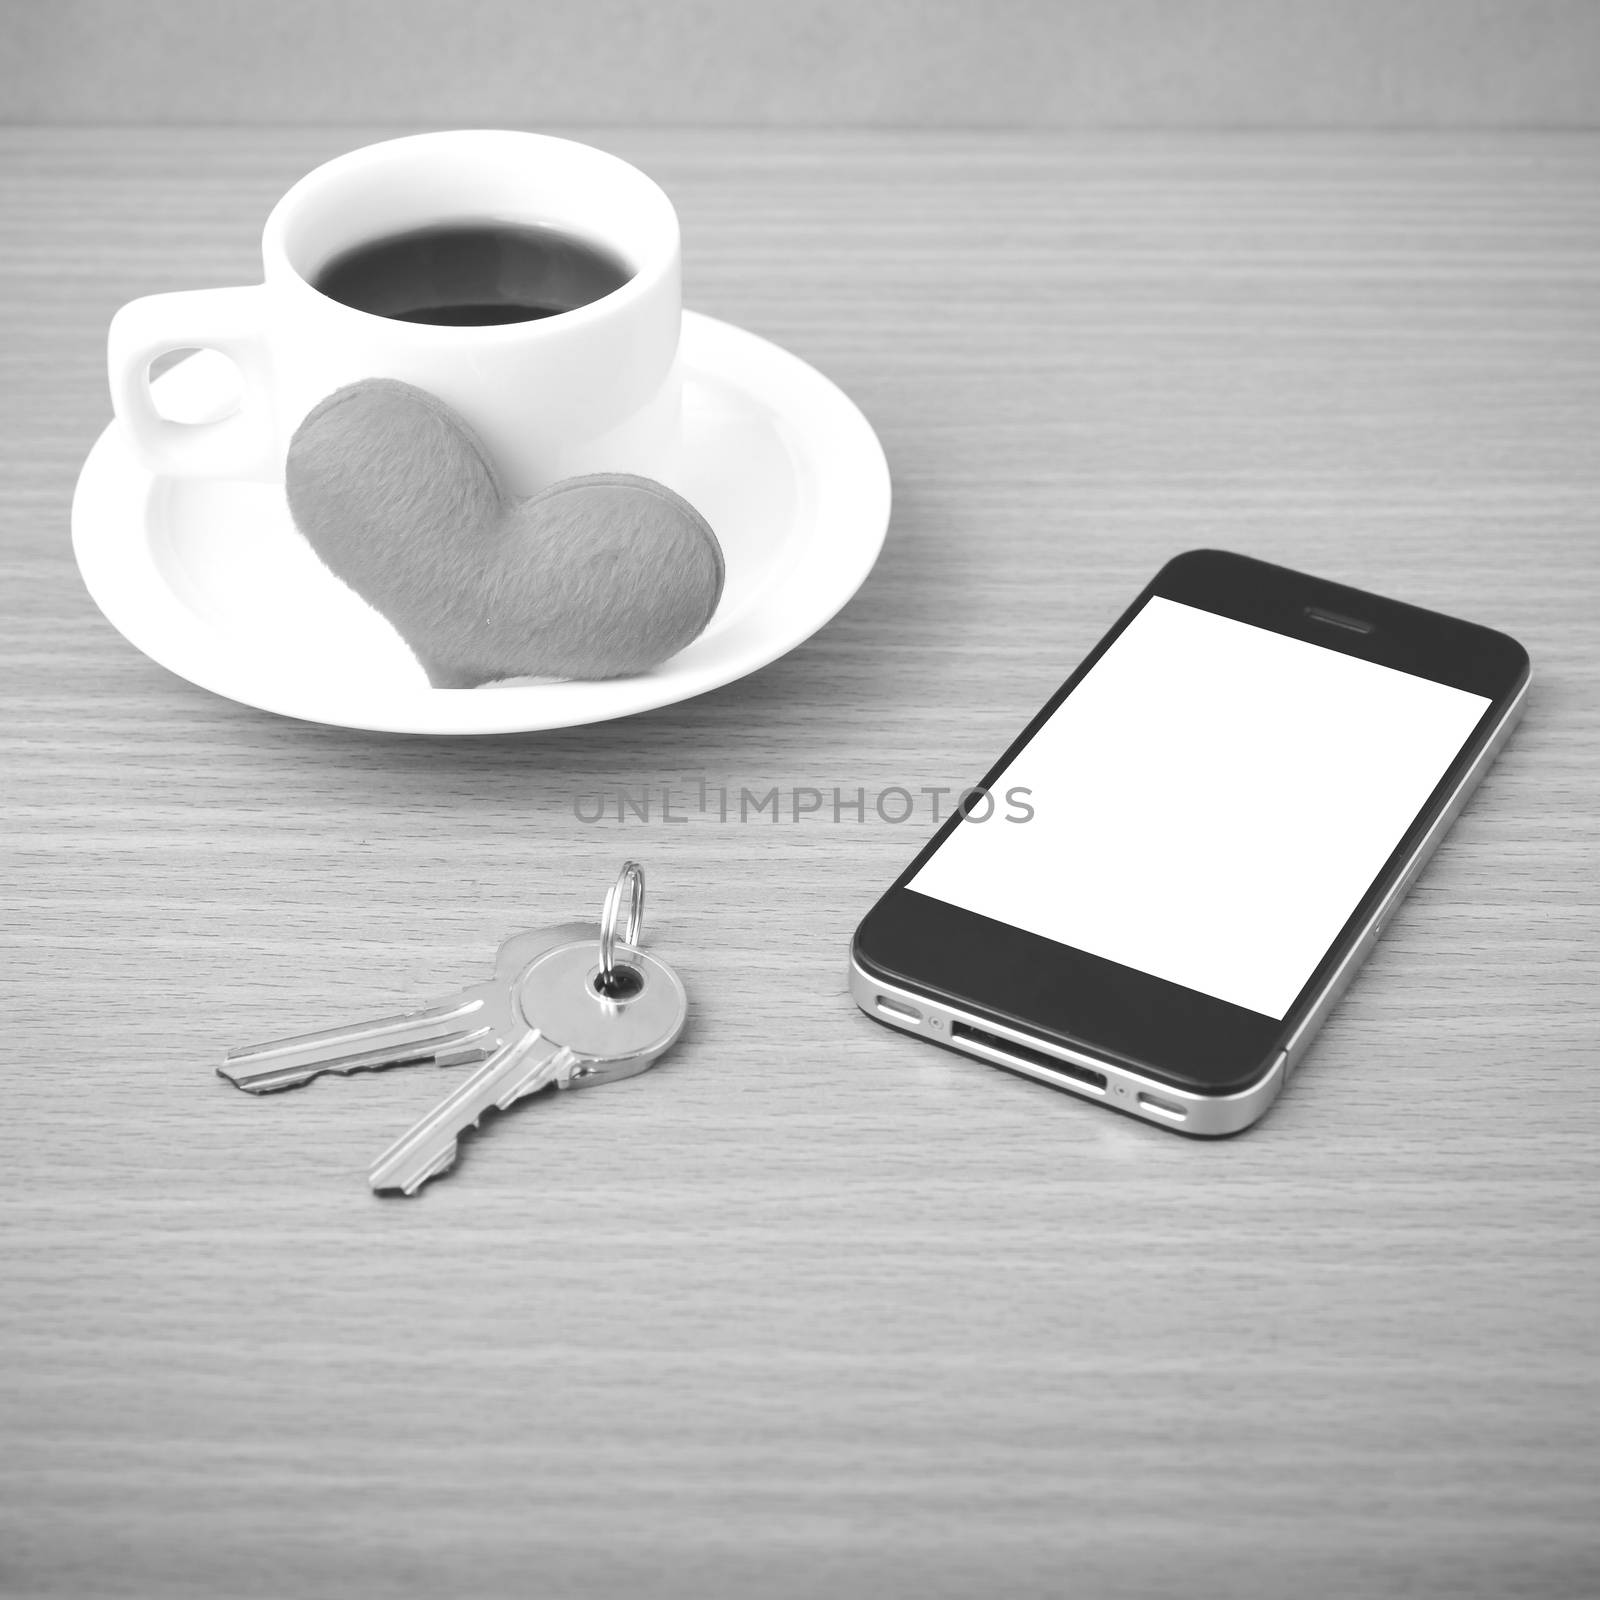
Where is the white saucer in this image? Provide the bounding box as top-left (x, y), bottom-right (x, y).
top-left (72, 311), bottom-right (891, 734)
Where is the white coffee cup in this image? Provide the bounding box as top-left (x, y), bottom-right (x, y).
top-left (107, 130), bottom-right (682, 496)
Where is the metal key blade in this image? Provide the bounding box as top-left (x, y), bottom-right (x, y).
top-left (368, 1031), bottom-right (578, 1196)
top-left (218, 924), bottom-right (595, 1097)
top-left (220, 997), bottom-right (495, 1094)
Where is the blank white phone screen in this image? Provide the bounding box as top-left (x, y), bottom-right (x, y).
top-left (908, 596), bottom-right (1490, 1019)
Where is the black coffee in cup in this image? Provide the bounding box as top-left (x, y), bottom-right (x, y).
top-left (313, 221), bottom-right (633, 326)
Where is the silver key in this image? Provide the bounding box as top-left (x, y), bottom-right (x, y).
top-left (369, 936), bottom-right (687, 1196)
top-left (218, 923), bottom-right (591, 1093)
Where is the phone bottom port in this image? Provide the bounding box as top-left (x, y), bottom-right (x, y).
top-left (1137, 1092), bottom-right (1188, 1122)
top-left (950, 1022), bottom-right (1107, 1092)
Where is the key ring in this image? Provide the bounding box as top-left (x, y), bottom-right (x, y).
top-left (598, 861), bottom-right (646, 986)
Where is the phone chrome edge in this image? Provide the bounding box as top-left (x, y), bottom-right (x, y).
top-left (849, 671), bottom-right (1530, 1137)
top-left (848, 952), bottom-right (1286, 1137)
top-left (1275, 668), bottom-right (1531, 1076)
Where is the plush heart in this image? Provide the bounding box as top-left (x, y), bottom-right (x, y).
top-left (285, 378), bottom-right (724, 688)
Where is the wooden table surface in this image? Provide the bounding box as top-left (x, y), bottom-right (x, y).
top-left (1, 129), bottom-right (1596, 1600)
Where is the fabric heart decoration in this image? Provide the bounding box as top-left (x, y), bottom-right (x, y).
top-left (285, 378), bottom-right (724, 688)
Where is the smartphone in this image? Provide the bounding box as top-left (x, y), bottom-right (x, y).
top-left (850, 550), bottom-right (1530, 1135)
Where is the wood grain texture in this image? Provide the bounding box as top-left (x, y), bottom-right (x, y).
top-left (7, 0), bottom-right (1600, 129)
top-left (1, 128), bottom-right (1597, 1600)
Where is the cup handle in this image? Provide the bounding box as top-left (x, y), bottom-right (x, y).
top-left (107, 286), bottom-right (277, 480)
